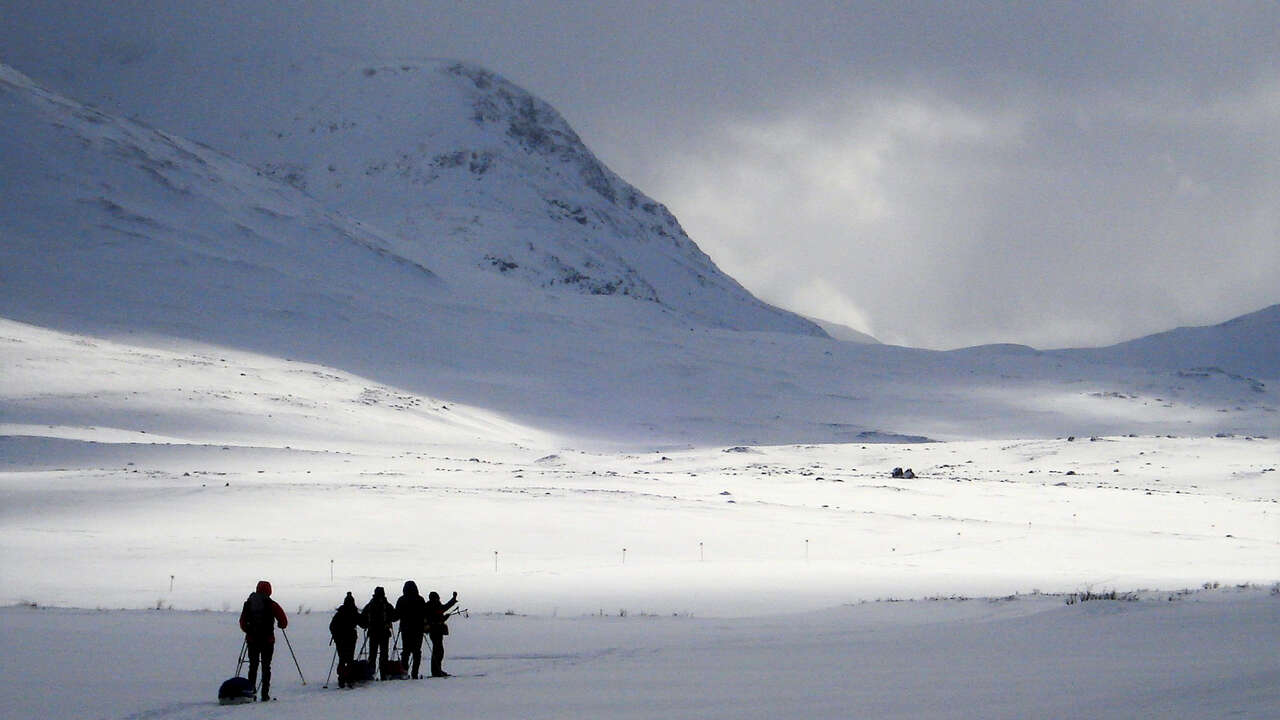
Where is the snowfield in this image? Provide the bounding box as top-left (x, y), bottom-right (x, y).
top-left (4, 420), bottom-right (1277, 617)
top-left (3, 319), bottom-right (1278, 718)
top-left (3, 590), bottom-right (1277, 720)
top-left (4, 318), bottom-right (1276, 617)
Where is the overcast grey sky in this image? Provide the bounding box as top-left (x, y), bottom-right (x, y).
top-left (9, 1), bottom-right (1280, 348)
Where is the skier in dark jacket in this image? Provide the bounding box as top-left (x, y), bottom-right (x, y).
top-left (360, 586), bottom-right (397, 680)
top-left (329, 592), bottom-right (366, 688)
top-left (239, 580), bottom-right (289, 701)
top-left (394, 580), bottom-right (428, 678)
top-left (425, 590), bottom-right (459, 677)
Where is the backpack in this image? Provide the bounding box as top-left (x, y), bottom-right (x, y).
top-left (243, 593), bottom-right (274, 638)
top-left (363, 598), bottom-right (392, 633)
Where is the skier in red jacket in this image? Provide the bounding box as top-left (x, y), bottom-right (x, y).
top-left (239, 580), bottom-right (289, 701)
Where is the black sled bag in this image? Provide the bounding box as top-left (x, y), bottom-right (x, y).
top-left (218, 676), bottom-right (255, 704)
top-left (382, 658), bottom-right (408, 680)
top-left (343, 659), bottom-right (374, 685)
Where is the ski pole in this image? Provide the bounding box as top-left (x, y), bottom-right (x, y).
top-left (322, 647), bottom-right (337, 688)
top-left (280, 628), bottom-right (307, 685)
top-left (236, 637), bottom-right (248, 676)
top-left (322, 635), bottom-right (336, 687)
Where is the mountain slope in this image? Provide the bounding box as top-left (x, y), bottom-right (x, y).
top-left (1055, 304), bottom-right (1280, 380)
top-left (804, 315), bottom-right (881, 344)
top-left (248, 60), bottom-right (820, 335)
top-left (1, 43), bottom-right (822, 336)
top-left (0, 63), bottom-right (444, 345)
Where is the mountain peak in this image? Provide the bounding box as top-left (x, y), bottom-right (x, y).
top-left (448, 62), bottom-right (614, 198)
top-left (233, 58), bottom-right (823, 333)
top-left (3, 51), bottom-right (822, 335)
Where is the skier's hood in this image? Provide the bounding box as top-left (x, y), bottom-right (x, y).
top-left (256, 580), bottom-right (272, 596)
top-left (403, 580), bottom-right (419, 596)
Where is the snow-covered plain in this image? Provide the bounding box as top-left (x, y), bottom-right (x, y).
top-left (5, 588), bottom-right (1277, 720)
top-left (3, 317), bottom-right (1278, 718)
top-left (4, 317), bottom-right (1277, 613)
top-left (2, 17), bottom-right (1279, 717)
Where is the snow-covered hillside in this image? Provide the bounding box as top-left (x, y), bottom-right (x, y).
top-left (1, 48), bottom-right (821, 336)
top-left (1059, 303), bottom-right (1280, 379)
top-left (243, 60), bottom-right (820, 336)
top-left (0, 63), bottom-right (443, 339)
top-left (804, 314), bottom-right (882, 344)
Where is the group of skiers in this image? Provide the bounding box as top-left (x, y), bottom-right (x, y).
top-left (237, 579), bottom-right (459, 701)
top-left (331, 581), bottom-right (460, 684)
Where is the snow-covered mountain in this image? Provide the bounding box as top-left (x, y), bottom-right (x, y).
top-left (1, 46), bottom-right (820, 336)
top-left (0, 61), bottom-right (820, 442)
top-left (239, 60), bottom-right (821, 335)
top-left (3, 58), bottom-right (1279, 446)
top-left (1057, 304), bottom-right (1280, 380)
top-left (0, 63), bottom-right (443, 341)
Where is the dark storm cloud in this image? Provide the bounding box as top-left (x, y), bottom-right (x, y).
top-left (7, 1), bottom-right (1278, 347)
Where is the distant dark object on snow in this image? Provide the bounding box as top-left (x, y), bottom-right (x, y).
top-left (891, 467), bottom-right (915, 479)
top-left (723, 446), bottom-right (757, 454)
